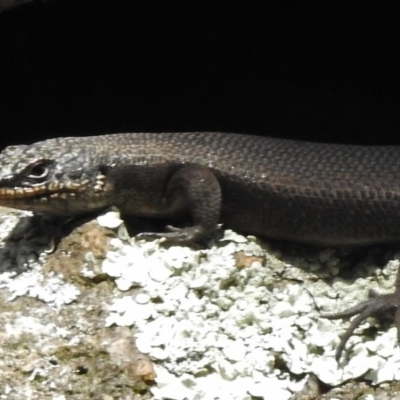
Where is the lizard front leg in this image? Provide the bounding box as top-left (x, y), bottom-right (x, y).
top-left (138, 164), bottom-right (222, 244)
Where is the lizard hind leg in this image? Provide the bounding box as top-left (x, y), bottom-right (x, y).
top-left (137, 164), bottom-right (222, 245)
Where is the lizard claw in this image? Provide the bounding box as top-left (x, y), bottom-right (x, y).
top-left (322, 289), bottom-right (400, 362)
top-left (136, 225), bottom-right (208, 245)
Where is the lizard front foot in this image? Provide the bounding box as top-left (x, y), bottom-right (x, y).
top-left (136, 224), bottom-right (212, 245)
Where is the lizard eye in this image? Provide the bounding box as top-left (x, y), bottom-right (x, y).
top-left (28, 162), bottom-right (49, 180)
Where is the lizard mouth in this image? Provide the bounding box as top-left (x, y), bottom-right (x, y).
top-left (0, 183), bottom-right (83, 200)
top-left (0, 173), bottom-right (107, 201)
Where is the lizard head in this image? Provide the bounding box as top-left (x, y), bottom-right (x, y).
top-left (0, 138), bottom-right (109, 215)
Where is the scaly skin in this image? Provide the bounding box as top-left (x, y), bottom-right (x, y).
top-left (2, 131), bottom-right (400, 360)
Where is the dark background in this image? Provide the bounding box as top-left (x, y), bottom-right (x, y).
top-left (0, 0), bottom-right (399, 149)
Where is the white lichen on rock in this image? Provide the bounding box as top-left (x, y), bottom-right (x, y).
top-left (1, 206), bottom-right (400, 399)
top-left (100, 219), bottom-right (400, 398)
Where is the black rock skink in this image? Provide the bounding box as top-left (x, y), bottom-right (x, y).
top-left (1, 131), bottom-right (400, 360)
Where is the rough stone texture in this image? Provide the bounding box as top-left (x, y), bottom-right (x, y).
top-left (0, 208), bottom-right (154, 400)
top-left (2, 206), bottom-right (400, 399)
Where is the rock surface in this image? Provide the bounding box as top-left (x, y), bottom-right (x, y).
top-left (1, 206), bottom-right (400, 399)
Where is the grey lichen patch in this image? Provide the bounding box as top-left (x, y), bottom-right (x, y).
top-left (0, 209), bottom-right (155, 400)
top-left (0, 278), bottom-right (153, 400)
top-left (0, 210), bottom-right (56, 273)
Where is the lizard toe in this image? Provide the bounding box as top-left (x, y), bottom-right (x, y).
top-left (322, 289), bottom-right (400, 362)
